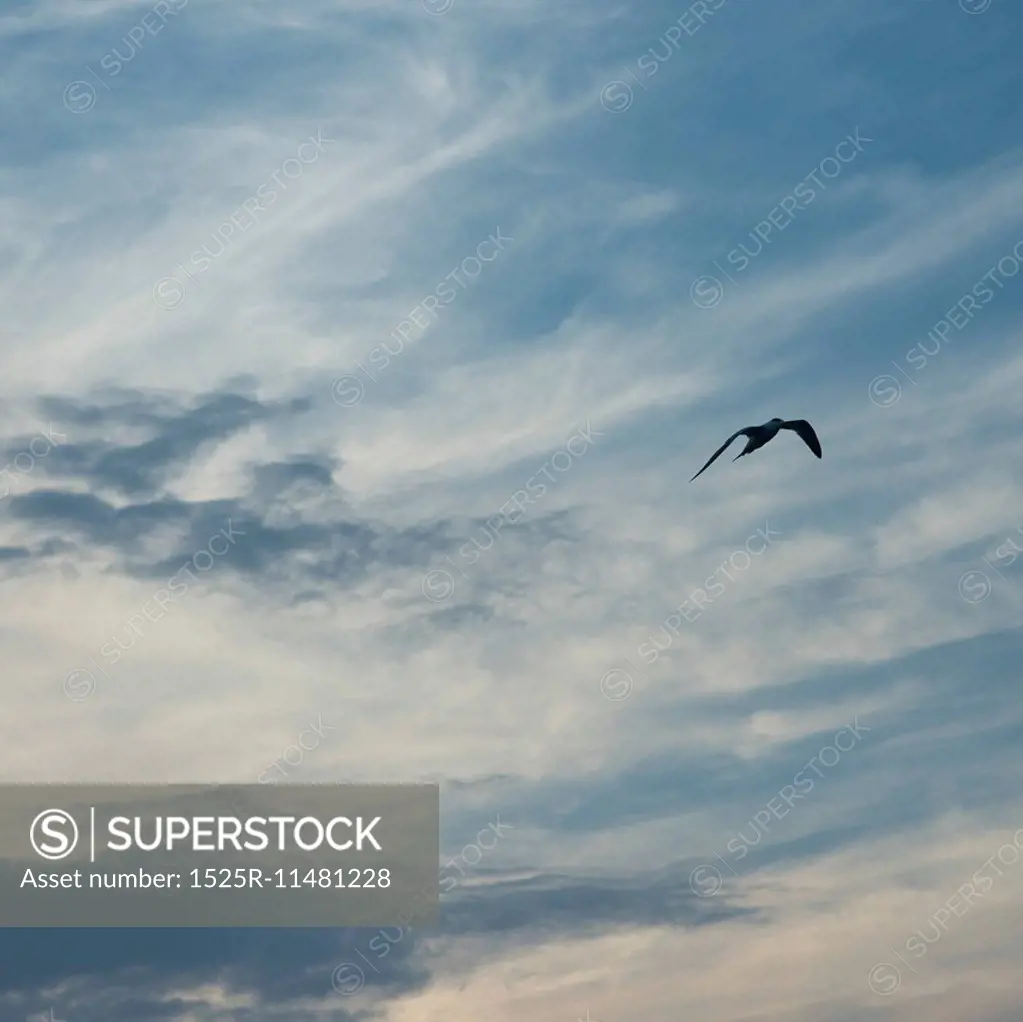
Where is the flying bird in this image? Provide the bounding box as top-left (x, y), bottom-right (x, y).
top-left (690, 418), bottom-right (822, 481)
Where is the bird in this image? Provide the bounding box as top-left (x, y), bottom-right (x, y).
top-left (690, 418), bottom-right (821, 481)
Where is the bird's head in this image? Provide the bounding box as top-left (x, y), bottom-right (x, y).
top-left (769, 417), bottom-right (784, 423)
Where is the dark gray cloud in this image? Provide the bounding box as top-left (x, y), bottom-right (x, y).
top-left (437, 866), bottom-right (757, 938)
top-left (0, 927), bottom-right (404, 1022)
top-left (3, 387), bottom-right (582, 607)
top-left (25, 389), bottom-right (310, 498)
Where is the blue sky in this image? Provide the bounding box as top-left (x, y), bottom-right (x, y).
top-left (2, 0), bottom-right (1023, 1019)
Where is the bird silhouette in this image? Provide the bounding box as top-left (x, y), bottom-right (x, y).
top-left (690, 418), bottom-right (821, 481)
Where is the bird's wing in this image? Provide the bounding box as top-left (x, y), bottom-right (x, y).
top-left (781, 419), bottom-right (822, 458)
top-left (690, 428), bottom-right (750, 481)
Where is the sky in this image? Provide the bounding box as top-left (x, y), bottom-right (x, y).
top-left (1, 0), bottom-right (1023, 1019)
